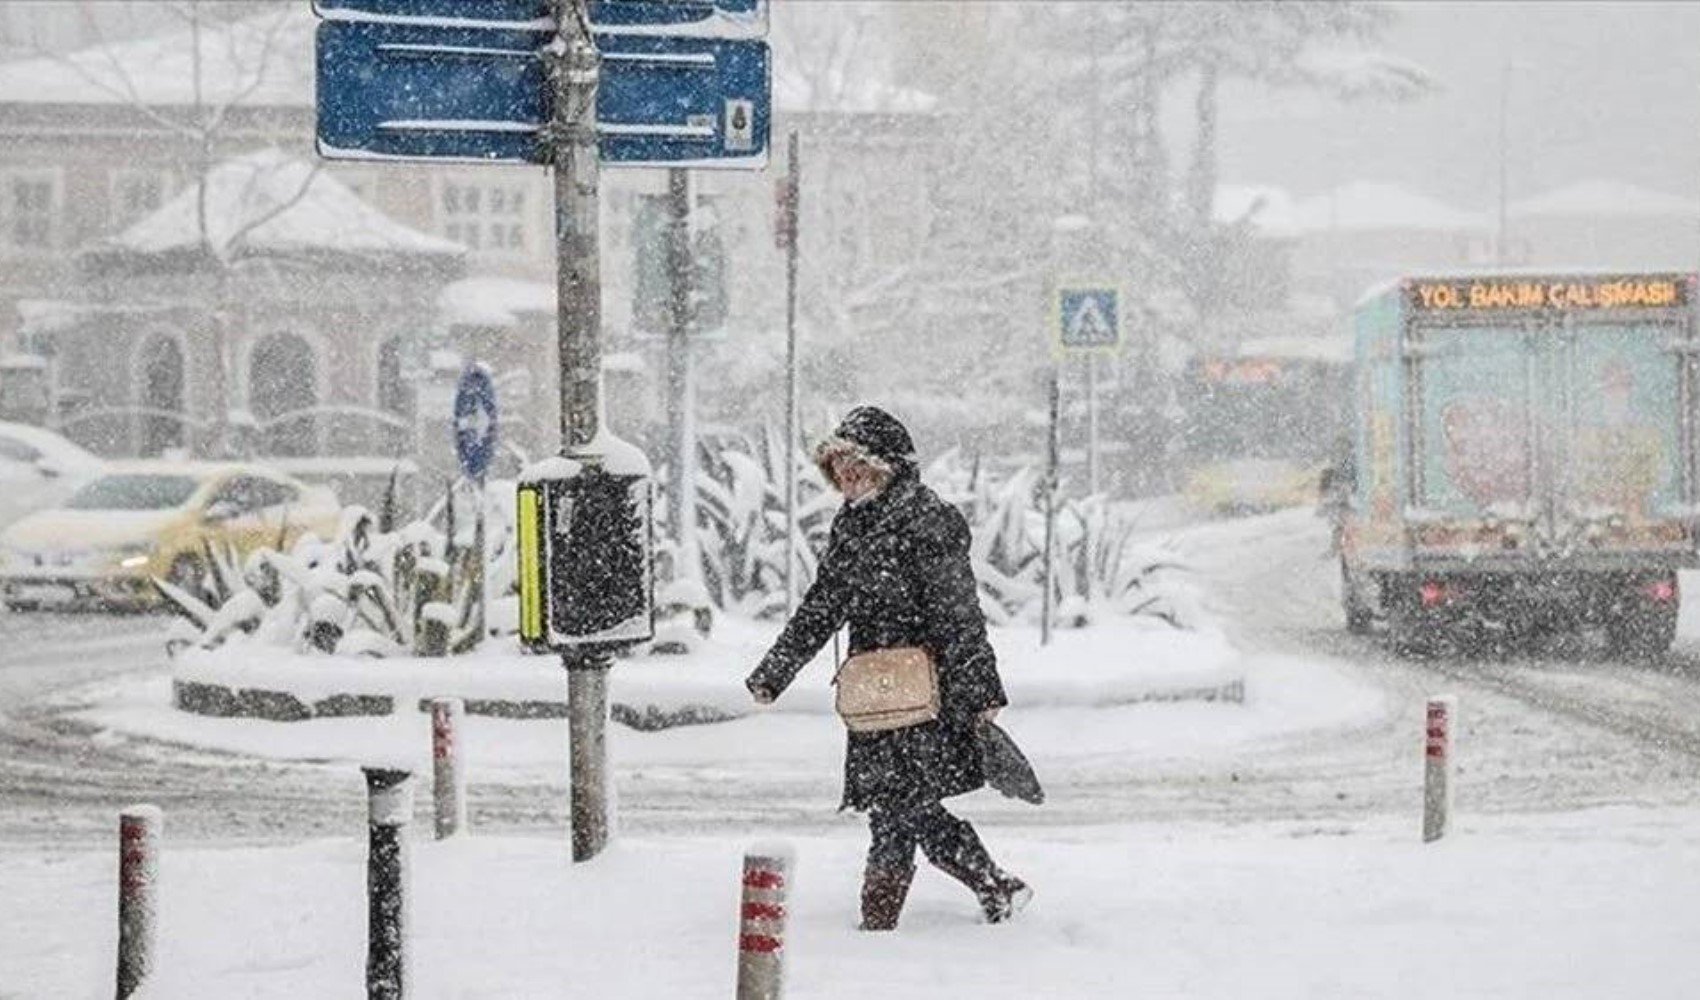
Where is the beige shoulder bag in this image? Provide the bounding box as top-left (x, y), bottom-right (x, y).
top-left (833, 646), bottom-right (940, 733)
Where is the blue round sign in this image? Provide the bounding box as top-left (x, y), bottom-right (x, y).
top-left (453, 363), bottom-right (499, 479)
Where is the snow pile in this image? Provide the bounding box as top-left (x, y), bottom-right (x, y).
top-left (6, 811), bottom-right (1698, 998)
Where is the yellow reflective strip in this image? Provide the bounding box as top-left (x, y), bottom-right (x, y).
top-left (518, 486), bottom-right (543, 640)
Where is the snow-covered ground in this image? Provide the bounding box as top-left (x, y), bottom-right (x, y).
top-left (6, 809), bottom-right (1698, 999)
top-left (5, 508), bottom-right (1700, 997)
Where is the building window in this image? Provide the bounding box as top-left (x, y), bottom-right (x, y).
top-left (2, 170), bottom-right (60, 250)
top-left (110, 170), bottom-right (170, 229)
top-left (440, 180), bottom-right (530, 254)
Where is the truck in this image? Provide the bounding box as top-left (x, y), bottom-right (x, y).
top-left (1336, 271), bottom-right (1699, 656)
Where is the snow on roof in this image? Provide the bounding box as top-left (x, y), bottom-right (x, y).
top-left (438, 277), bottom-right (556, 329)
top-left (103, 149), bottom-right (463, 260)
top-left (1214, 184), bottom-right (1300, 238)
top-left (1289, 181), bottom-right (1489, 234)
top-left (0, 5), bottom-right (314, 109)
top-left (1508, 179), bottom-right (1700, 220)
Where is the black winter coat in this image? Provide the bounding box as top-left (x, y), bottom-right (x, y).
top-left (747, 471), bottom-right (1008, 812)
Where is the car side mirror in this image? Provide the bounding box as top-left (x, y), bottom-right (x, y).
top-left (34, 457), bottom-right (63, 479)
top-left (204, 499), bottom-right (240, 522)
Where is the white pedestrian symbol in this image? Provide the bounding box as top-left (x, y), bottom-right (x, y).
top-left (1065, 292), bottom-right (1117, 346)
top-left (457, 403), bottom-right (492, 443)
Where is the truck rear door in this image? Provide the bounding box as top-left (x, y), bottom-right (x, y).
top-left (1407, 322), bottom-right (1541, 522)
top-left (1552, 315), bottom-right (1693, 538)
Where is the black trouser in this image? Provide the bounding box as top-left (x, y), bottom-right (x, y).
top-left (866, 799), bottom-right (996, 879)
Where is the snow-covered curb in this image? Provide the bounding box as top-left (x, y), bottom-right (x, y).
top-left (169, 616), bottom-right (1246, 723)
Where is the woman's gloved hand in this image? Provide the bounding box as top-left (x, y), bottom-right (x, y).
top-left (746, 676), bottom-right (775, 705)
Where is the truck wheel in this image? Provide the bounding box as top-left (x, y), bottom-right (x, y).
top-left (1342, 561), bottom-right (1373, 635)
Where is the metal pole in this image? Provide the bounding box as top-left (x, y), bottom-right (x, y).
top-left (1041, 366), bottom-right (1059, 646)
top-left (116, 805), bottom-right (161, 1000)
top-left (1496, 58), bottom-right (1509, 266)
top-left (430, 697), bottom-right (466, 841)
top-left (362, 767), bottom-right (412, 1000)
top-left (1423, 696), bottom-right (1456, 843)
top-left (550, 0), bottom-right (613, 863)
top-left (783, 131), bottom-right (801, 613)
top-left (666, 167), bottom-right (692, 553)
top-left (553, 1), bottom-right (602, 453)
top-left (1086, 354), bottom-right (1099, 496)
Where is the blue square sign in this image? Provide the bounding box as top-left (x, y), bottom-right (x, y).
top-left (1057, 287), bottom-right (1121, 350)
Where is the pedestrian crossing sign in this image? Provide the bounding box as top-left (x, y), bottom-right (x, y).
top-left (1056, 286), bottom-right (1122, 352)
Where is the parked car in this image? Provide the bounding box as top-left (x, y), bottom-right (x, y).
top-left (0, 460), bottom-right (341, 611)
top-left (0, 420), bottom-right (105, 529)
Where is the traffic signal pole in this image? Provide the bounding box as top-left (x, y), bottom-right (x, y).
top-left (550, 0), bottom-right (613, 863)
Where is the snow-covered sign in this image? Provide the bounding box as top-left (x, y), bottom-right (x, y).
top-left (1056, 286), bottom-right (1122, 352)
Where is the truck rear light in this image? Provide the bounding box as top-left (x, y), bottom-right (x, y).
top-left (1643, 578), bottom-right (1678, 603)
top-left (1419, 580), bottom-right (1449, 608)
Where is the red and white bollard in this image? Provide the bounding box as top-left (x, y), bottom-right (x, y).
top-left (117, 804), bottom-right (162, 999)
top-left (1423, 695), bottom-right (1456, 843)
top-left (736, 845), bottom-right (794, 1000)
top-left (430, 697), bottom-right (467, 840)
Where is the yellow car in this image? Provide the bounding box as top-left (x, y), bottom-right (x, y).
top-left (1184, 458), bottom-right (1327, 517)
top-left (0, 461), bottom-right (341, 611)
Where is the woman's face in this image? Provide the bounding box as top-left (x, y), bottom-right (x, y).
top-left (829, 454), bottom-right (886, 502)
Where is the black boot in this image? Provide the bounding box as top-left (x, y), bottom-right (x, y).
top-left (859, 865), bottom-right (915, 931)
top-left (923, 819), bottom-right (1033, 924)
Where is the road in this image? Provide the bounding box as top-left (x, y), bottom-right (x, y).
top-left (2, 509), bottom-right (1699, 851)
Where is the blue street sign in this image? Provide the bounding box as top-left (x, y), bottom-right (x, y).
top-left (596, 33), bottom-right (770, 168)
top-left (315, 0), bottom-right (767, 38)
top-left (454, 364), bottom-right (500, 480)
top-left (315, 21), bottom-right (771, 167)
top-left (316, 20), bottom-right (549, 164)
top-left (1057, 287), bottom-right (1122, 351)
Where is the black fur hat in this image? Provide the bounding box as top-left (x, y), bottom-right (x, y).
top-left (813, 406), bottom-right (917, 481)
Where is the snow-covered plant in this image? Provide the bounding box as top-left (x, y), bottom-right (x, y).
top-left (157, 479), bottom-right (518, 658)
top-left (927, 448), bottom-right (1199, 630)
top-left (688, 424), bottom-right (837, 619)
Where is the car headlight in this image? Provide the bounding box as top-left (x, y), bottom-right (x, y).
top-left (111, 542), bottom-right (158, 569)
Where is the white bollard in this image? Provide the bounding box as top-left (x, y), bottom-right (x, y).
top-left (117, 804), bottom-right (162, 999)
top-left (736, 845), bottom-right (794, 1000)
top-left (1423, 695), bottom-right (1456, 843)
top-left (430, 698), bottom-right (467, 840)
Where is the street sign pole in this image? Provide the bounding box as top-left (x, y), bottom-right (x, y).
top-left (548, 0), bottom-right (613, 864)
top-left (1041, 365), bottom-right (1059, 647)
top-left (1087, 354), bottom-right (1099, 496)
top-left (782, 131), bottom-right (800, 614)
top-left (665, 167), bottom-right (696, 576)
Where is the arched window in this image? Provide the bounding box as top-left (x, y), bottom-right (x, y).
top-left (137, 335), bottom-right (185, 457)
top-left (250, 333), bottom-right (317, 457)
top-left (376, 336), bottom-right (414, 455)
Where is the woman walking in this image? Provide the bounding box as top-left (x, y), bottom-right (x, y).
top-left (745, 406), bottom-right (1031, 931)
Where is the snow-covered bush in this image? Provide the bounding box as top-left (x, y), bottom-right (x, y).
top-left (686, 424), bottom-right (836, 620)
top-left (157, 480), bottom-right (517, 658)
top-left (927, 449), bottom-right (1201, 631)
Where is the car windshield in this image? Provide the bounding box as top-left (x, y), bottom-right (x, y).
top-left (64, 474), bottom-right (200, 511)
